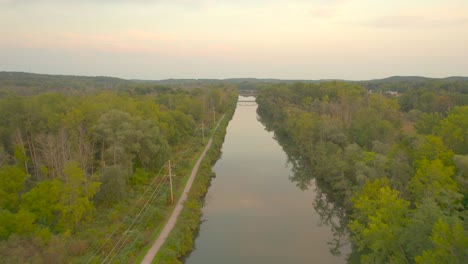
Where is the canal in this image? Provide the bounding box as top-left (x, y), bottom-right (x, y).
top-left (185, 96), bottom-right (348, 264)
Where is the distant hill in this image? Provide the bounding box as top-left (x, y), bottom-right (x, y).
top-left (0, 71), bottom-right (127, 84)
top-left (365, 75), bottom-right (468, 83)
top-left (0, 72), bottom-right (131, 96)
top-left (368, 76), bottom-right (434, 83)
top-left (1, 72), bottom-right (467, 94)
top-left (441, 76), bottom-right (468, 82)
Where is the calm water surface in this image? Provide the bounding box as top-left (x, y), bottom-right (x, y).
top-left (185, 96), bottom-right (348, 264)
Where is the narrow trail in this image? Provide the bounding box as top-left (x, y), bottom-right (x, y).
top-left (141, 115), bottom-right (225, 264)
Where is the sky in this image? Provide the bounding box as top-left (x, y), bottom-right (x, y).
top-left (1, 0), bottom-right (467, 80)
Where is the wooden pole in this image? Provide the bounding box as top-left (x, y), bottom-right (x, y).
top-left (168, 160), bottom-right (173, 204)
top-left (213, 107), bottom-right (216, 125)
top-left (201, 122), bottom-right (205, 143)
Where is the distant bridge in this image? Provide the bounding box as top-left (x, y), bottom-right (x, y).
top-left (237, 100), bottom-right (257, 106)
top-left (239, 89), bottom-right (257, 97)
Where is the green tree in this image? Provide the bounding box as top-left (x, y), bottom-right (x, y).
top-left (55, 162), bottom-right (100, 231)
top-left (414, 135), bottom-right (454, 166)
top-left (402, 198), bottom-right (446, 259)
top-left (94, 165), bottom-right (126, 205)
top-left (94, 110), bottom-right (135, 167)
top-left (415, 219), bottom-right (468, 264)
top-left (0, 209), bottom-right (35, 239)
top-left (0, 209), bottom-right (14, 238)
top-left (349, 178), bottom-right (411, 263)
top-left (349, 108), bottom-right (396, 149)
top-left (409, 159), bottom-right (462, 210)
top-left (415, 112), bottom-right (443, 135)
top-left (94, 110), bottom-right (169, 170)
top-left (21, 180), bottom-right (61, 227)
top-left (0, 165), bottom-right (29, 211)
top-left (435, 106), bottom-right (468, 154)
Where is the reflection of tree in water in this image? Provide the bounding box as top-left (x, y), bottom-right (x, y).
top-left (258, 110), bottom-right (352, 260)
top-left (313, 186), bottom-right (350, 257)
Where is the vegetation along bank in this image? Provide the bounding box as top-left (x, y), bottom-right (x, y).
top-left (0, 72), bottom-right (238, 263)
top-left (256, 80), bottom-right (468, 263)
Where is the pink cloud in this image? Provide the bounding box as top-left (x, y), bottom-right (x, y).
top-left (11, 29), bottom-right (177, 54)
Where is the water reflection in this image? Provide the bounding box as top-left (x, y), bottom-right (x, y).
top-left (257, 104), bottom-right (352, 261)
top-left (185, 96), bottom-right (348, 264)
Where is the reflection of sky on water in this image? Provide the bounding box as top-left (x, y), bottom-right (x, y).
top-left (185, 96), bottom-right (347, 264)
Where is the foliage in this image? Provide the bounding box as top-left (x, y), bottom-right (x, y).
top-left (155, 104), bottom-right (234, 263)
top-left (94, 165), bottom-right (126, 205)
top-left (435, 106), bottom-right (468, 154)
top-left (409, 159), bottom-right (461, 210)
top-left (0, 75), bottom-right (238, 262)
top-left (349, 179), bottom-right (410, 263)
top-left (256, 80), bottom-right (467, 263)
top-left (415, 219), bottom-right (468, 264)
top-left (0, 165), bottom-right (29, 211)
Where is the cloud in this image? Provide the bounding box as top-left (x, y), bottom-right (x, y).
top-left (356, 4), bottom-right (468, 29)
top-left (7, 29), bottom-right (176, 54)
top-left (307, 0), bottom-right (351, 20)
top-left (367, 14), bottom-right (468, 29)
top-left (309, 6), bottom-right (336, 19)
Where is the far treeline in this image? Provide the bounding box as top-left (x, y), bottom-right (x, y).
top-left (256, 80), bottom-right (468, 264)
top-left (0, 72), bottom-right (238, 263)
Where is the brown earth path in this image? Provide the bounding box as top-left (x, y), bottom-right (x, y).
top-left (141, 115), bottom-right (224, 264)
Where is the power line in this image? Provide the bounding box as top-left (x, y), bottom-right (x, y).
top-left (106, 122), bottom-right (211, 261)
top-left (85, 166), bottom-right (166, 263)
top-left (86, 120), bottom-right (211, 262)
top-left (102, 176), bottom-right (169, 263)
top-left (98, 125), bottom-right (204, 262)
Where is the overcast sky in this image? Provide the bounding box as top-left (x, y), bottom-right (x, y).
top-left (1, 0), bottom-right (467, 80)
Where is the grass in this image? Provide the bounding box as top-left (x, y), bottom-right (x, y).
top-left (149, 109), bottom-right (235, 263)
top-left (133, 145), bottom-right (207, 263)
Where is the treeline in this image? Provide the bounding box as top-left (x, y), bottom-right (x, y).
top-left (362, 77), bottom-right (468, 112)
top-left (154, 105), bottom-right (235, 264)
top-left (256, 81), bottom-right (468, 263)
top-left (0, 72), bottom-right (130, 96)
top-left (0, 82), bottom-right (237, 262)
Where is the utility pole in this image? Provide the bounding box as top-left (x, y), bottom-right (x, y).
top-left (213, 107), bottom-right (216, 125)
top-left (168, 160), bottom-right (174, 204)
top-left (201, 121), bottom-right (205, 143)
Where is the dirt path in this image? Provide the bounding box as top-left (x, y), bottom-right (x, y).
top-left (141, 116), bottom-right (224, 264)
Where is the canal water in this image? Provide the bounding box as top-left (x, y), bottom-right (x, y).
top-left (185, 96), bottom-right (348, 264)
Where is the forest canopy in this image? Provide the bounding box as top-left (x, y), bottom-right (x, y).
top-left (0, 73), bottom-right (238, 262)
top-left (256, 80), bottom-right (468, 263)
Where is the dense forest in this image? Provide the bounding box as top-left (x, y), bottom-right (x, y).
top-left (2, 72), bottom-right (468, 263)
top-left (0, 73), bottom-right (238, 263)
top-left (256, 81), bottom-right (468, 263)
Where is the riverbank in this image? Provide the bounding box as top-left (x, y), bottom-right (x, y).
top-left (184, 98), bottom-right (348, 264)
top-left (141, 103), bottom-right (236, 264)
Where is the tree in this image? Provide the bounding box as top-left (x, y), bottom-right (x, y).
top-left (21, 180), bottom-right (61, 227)
top-left (94, 110), bottom-right (169, 171)
top-left (414, 135), bottom-right (454, 167)
top-left (94, 110), bottom-right (135, 168)
top-left (415, 112), bottom-right (443, 135)
top-left (175, 97), bottom-right (204, 122)
top-left (415, 219), bottom-right (468, 264)
top-left (0, 209), bottom-right (36, 239)
top-left (435, 106), bottom-right (468, 154)
top-left (0, 165), bottom-right (29, 211)
top-left (401, 198), bottom-right (446, 259)
top-left (55, 162), bottom-right (100, 231)
top-left (409, 159), bottom-right (462, 210)
top-left (131, 118), bottom-right (169, 170)
top-left (349, 108), bottom-right (396, 149)
top-left (349, 178), bottom-right (411, 263)
top-left (21, 162), bottom-right (99, 232)
top-left (94, 165), bottom-right (126, 205)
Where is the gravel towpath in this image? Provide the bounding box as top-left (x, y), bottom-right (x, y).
top-left (141, 116), bottom-right (224, 264)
